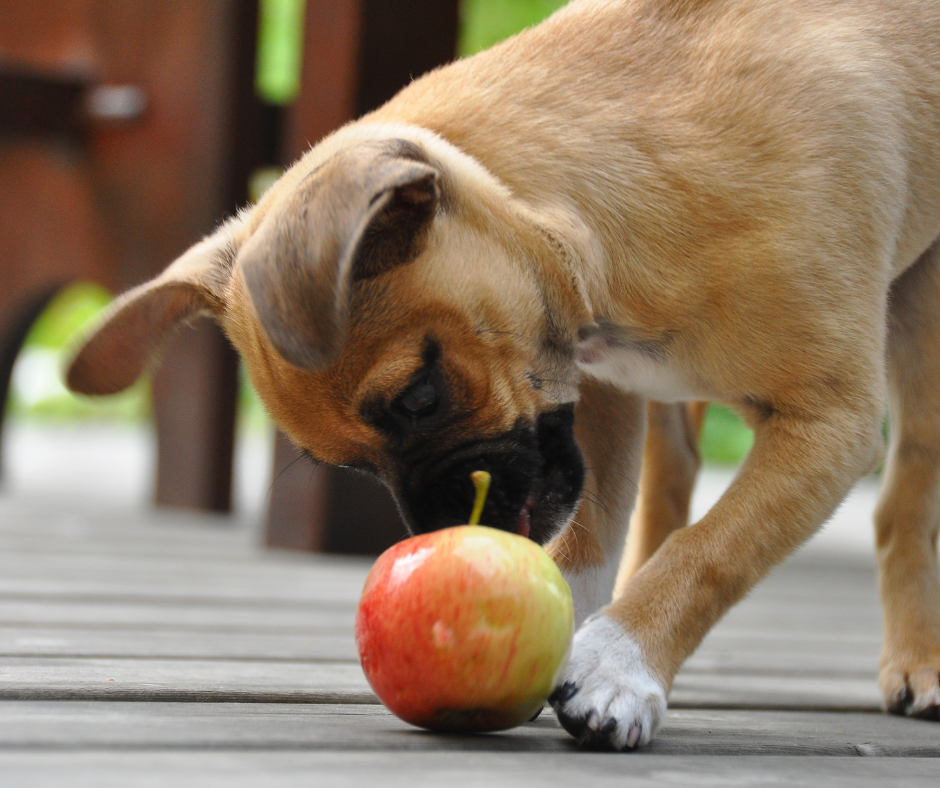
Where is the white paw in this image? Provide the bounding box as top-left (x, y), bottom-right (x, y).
top-left (549, 614), bottom-right (667, 749)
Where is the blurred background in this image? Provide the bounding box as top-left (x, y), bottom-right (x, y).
top-left (0, 0), bottom-right (752, 545)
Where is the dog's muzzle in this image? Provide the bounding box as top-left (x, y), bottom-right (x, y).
top-left (400, 405), bottom-right (585, 545)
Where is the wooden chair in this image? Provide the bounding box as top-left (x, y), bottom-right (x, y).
top-left (0, 0), bottom-right (459, 555)
top-left (265, 0), bottom-right (460, 553)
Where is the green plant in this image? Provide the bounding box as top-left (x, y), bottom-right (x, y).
top-left (459, 0), bottom-right (570, 55)
top-left (255, 0), bottom-right (306, 105)
top-left (699, 404), bottom-right (753, 465)
top-left (7, 1), bottom-right (755, 463)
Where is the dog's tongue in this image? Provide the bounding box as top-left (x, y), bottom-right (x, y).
top-left (515, 496), bottom-right (535, 539)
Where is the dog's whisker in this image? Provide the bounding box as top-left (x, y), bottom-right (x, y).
top-left (581, 465), bottom-right (641, 495)
top-left (580, 491), bottom-right (613, 518)
top-left (266, 450), bottom-right (320, 503)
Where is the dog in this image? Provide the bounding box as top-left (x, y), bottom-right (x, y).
top-left (66, 0), bottom-right (940, 748)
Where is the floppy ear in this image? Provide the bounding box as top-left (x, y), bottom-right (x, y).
top-left (66, 228), bottom-right (237, 396)
top-left (238, 143), bottom-right (440, 370)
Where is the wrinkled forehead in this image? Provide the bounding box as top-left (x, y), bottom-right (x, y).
top-left (224, 208), bottom-right (553, 466)
top-left (231, 280), bottom-right (528, 466)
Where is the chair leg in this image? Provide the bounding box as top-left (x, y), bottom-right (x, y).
top-left (0, 288), bottom-right (60, 478)
top-left (266, 430), bottom-right (330, 551)
top-left (265, 430), bottom-right (409, 554)
top-left (152, 316), bottom-right (239, 512)
top-left (263, 0), bottom-right (461, 554)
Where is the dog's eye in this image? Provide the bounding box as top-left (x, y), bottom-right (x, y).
top-left (394, 377), bottom-right (439, 419)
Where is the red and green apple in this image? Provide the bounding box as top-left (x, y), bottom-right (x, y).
top-left (355, 472), bottom-right (574, 731)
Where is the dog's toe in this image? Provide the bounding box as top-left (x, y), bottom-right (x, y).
top-left (527, 704), bottom-right (545, 723)
top-left (548, 680), bottom-right (579, 705)
top-left (549, 614), bottom-right (666, 750)
top-left (881, 659), bottom-right (940, 721)
top-left (908, 667), bottom-right (940, 720)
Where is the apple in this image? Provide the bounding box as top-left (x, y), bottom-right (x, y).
top-left (355, 472), bottom-right (574, 732)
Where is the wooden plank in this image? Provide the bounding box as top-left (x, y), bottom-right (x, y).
top-left (0, 656), bottom-right (886, 711)
top-left (0, 599), bottom-right (354, 630)
top-left (0, 657), bottom-right (373, 703)
top-left (0, 625), bottom-right (357, 661)
top-left (0, 486), bottom-right (894, 712)
top-left (0, 703), bottom-right (937, 757)
top-left (0, 551), bottom-right (371, 605)
top-left (0, 751), bottom-right (938, 788)
top-left (3, 490), bottom-right (940, 782)
top-left (0, 494), bottom-right (260, 535)
top-left (670, 672), bottom-right (882, 711)
top-left (654, 709), bottom-right (940, 757)
top-left (0, 579), bottom-right (360, 608)
top-left (0, 623), bottom-right (880, 678)
top-left (0, 485), bottom-right (896, 686)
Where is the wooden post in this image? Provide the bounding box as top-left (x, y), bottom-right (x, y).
top-left (0, 1), bottom-right (278, 513)
top-left (265, 0), bottom-right (460, 553)
top-left (148, 0), bottom-right (275, 513)
top-left (152, 317), bottom-right (240, 512)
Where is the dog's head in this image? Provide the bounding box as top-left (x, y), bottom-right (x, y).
top-left (67, 129), bottom-right (592, 544)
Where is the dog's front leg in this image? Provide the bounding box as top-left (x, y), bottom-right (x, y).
top-left (545, 379), bottom-right (666, 748)
top-left (551, 398), bottom-right (884, 749)
top-left (547, 378), bottom-right (647, 627)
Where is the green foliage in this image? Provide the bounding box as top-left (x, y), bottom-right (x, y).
top-left (25, 282), bottom-right (112, 349)
top-left (9, 0), bottom-right (753, 464)
top-left (238, 364), bottom-right (272, 432)
top-left (8, 283), bottom-right (270, 429)
top-left (459, 0), bottom-right (571, 55)
top-left (700, 404), bottom-right (753, 465)
top-left (8, 283), bottom-right (149, 421)
top-left (253, 0), bottom-right (573, 105)
top-left (255, 0), bottom-right (306, 105)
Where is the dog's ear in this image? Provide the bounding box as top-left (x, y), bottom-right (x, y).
top-left (238, 144), bottom-right (440, 370)
top-left (66, 228), bottom-right (237, 396)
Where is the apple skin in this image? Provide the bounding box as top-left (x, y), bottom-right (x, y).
top-left (355, 525), bottom-right (574, 732)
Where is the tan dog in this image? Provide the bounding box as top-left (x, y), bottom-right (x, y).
top-left (67, 0), bottom-right (940, 748)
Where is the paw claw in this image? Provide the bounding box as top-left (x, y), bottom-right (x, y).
top-left (585, 710), bottom-right (601, 731)
top-left (550, 614), bottom-right (667, 751)
top-left (600, 717), bottom-right (618, 736)
top-left (549, 681), bottom-right (579, 704)
top-left (910, 703), bottom-right (940, 721)
top-left (626, 724), bottom-right (642, 749)
top-left (885, 684), bottom-right (912, 716)
top-left (881, 661), bottom-right (940, 721)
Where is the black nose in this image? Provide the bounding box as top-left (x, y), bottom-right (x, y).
top-left (406, 439), bottom-right (541, 534)
top-left (436, 459), bottom-right (537, 531)
top-left (397, 405), bottom-right (583, 544)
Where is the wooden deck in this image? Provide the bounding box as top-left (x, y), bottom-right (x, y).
top-left (1, 488), bottom-right (938, 786)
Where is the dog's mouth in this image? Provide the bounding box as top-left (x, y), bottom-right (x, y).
top-left (515, 493), bottom-right (537, 540)
top-left (398, 405), bottom-right (584, 545)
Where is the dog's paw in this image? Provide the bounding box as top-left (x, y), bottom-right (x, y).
top-left (881, 653), bottom-right (940, 720)
top-left (549, 614), bottom-right (666, 750)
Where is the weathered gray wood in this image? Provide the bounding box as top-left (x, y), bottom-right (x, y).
top-left (0, 599), bottom-right (354, 630)
top-left (0, 625), bottom-right (358, 660)
top-left (0, 703), bottom-right (937, 757)
top-left (0, 483), bottom-right (895, 712)
top-left (0, 751), bottom-right (938, 788)
top-left (0, 624), bottom-right (881, 679)
top-left (0, 656), bottom-right (887, 710)
top-left (0, 657), bottom-right (374, 702)
top-left (670, 671), bottom-right (882, 711)
top-left (3, 467), bottom-right (938, 786)
top-left (0, 559), bottom-right (369, 606)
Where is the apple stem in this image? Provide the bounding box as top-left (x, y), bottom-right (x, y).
top-left (468, 471), bottom-right (491, 526)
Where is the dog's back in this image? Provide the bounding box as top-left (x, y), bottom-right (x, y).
top-left (376, 0), bottom-right (940, 282)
